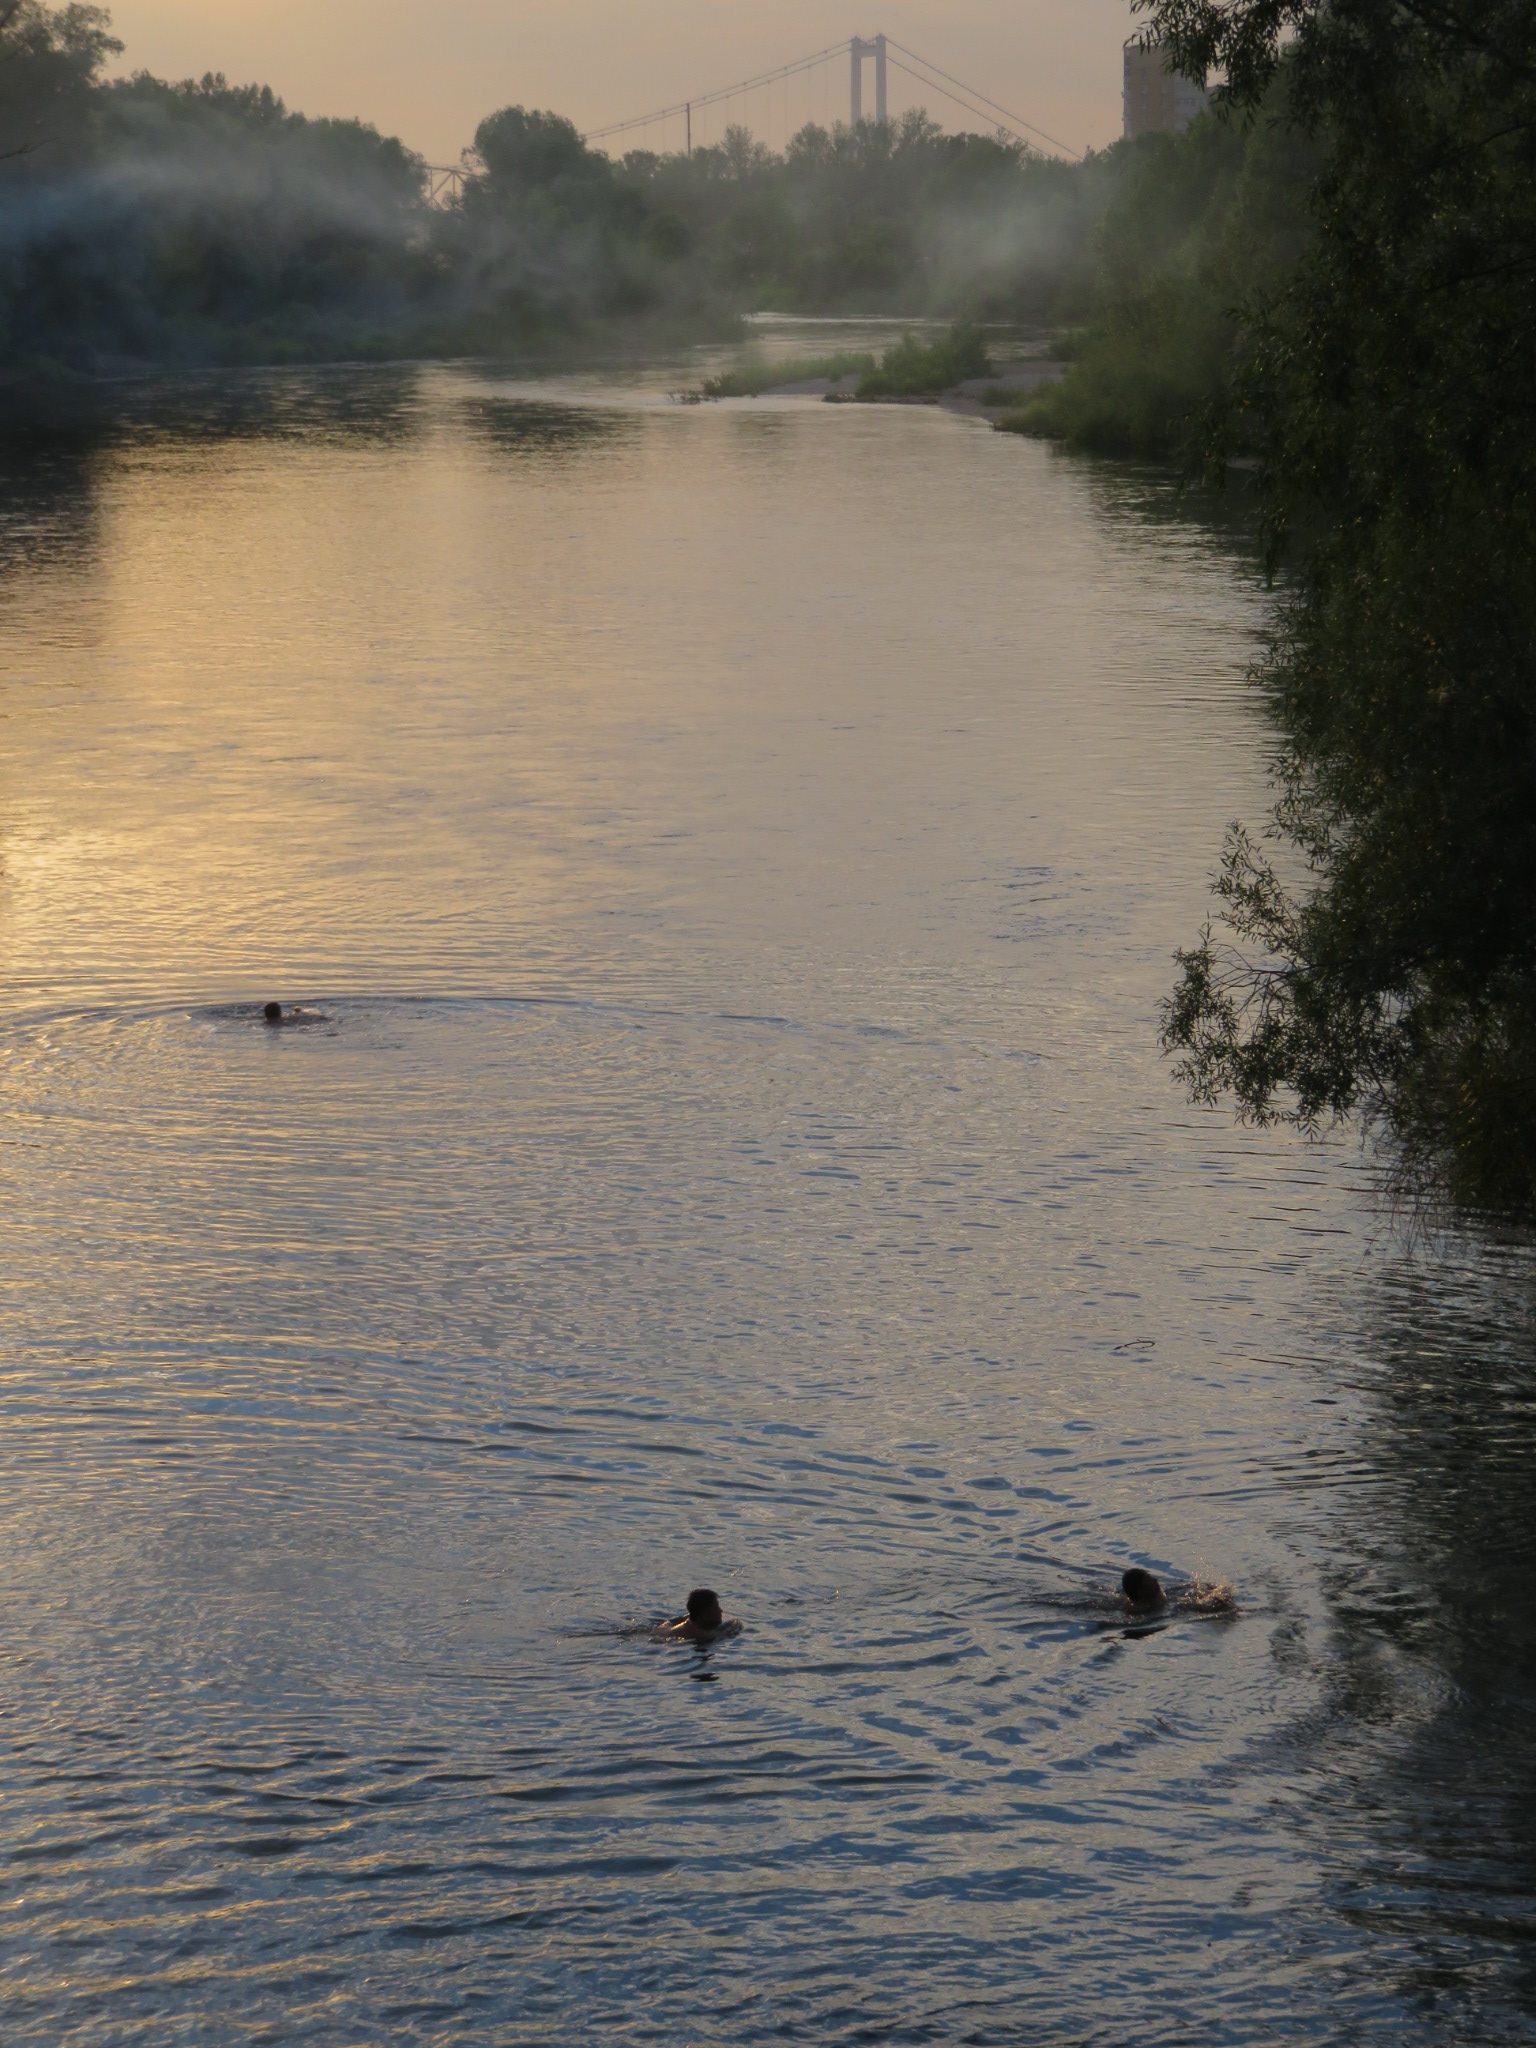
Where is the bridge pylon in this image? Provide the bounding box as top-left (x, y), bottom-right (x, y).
top-left (849, 34), bottom-right (888, 127)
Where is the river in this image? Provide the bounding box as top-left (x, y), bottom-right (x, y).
top-left (1, 327), bottom-right (1532, 2046)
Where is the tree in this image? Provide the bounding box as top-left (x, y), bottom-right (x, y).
top-left (0, 0), bottom-right (119, 163)
top-left (469, 107), bottom-right (609, 201)
top-left (1149, 2), bottom-right (1536, 1207)
top-left (718, 123), bottom-right (772, 182)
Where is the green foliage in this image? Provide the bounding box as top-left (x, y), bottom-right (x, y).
top-left (1016, 100), bottom-right (1318, 459)
top-left (617, 112), bottom-right (1103, 322)
top-left (1146, 0), bottom-right (1536, 1212)
top-left (443, 104), bottom-right (665, 328)
top-left (0, 4), bottom-right (1145, 373)
top-left (693, 327), bottom-right (991, 402)
top-left (854, 323), bottom-right (991, 397)
top-left (0, 1), bottom-right (119, 166)
top-left (0, 13), bottom-right (435, 368)
top-left (4, 3), bottom-right (1318, 377)
top-left (471, 107), bottom-right (601, 194)
top-left (699, 351), bottom-right (875, 398)
top-left (1003, 274), bottom-right (1232, 455)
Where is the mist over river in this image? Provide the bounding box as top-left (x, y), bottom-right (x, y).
top-left (1, 327), bottom-right (1533, 2046)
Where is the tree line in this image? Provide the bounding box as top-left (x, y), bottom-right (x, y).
top-left (1026, 0), bottom-right (1536, 1213)
top-left (0, 1), bottom-right (1153, 372)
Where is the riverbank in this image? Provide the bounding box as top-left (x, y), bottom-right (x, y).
top-left (691, 330), bottom-right (1065, 419)
top-left (0, 306), bottom-right (748, 420)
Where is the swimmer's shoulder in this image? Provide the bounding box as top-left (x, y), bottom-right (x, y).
top-left (653, 1615), bottom-right (742, 1644)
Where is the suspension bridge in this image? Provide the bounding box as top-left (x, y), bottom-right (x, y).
top-left (585, 33), bottom-right (1080, 161)
top-left (423, 31), bottom-right (1080, 201)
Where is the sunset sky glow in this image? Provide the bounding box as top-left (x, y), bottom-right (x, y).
top-left (104, 2), bottom-right (1142, 165)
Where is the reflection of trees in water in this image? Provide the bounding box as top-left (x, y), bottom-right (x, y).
top-left (140, 367), bottom-right (424, 447)
top-left (1304, 1248), bottom-right (1536, 2035)
top-left (0, 364), bottom-right (425, 454)
top-left (0, 365), bottom-right (428, 620)
top-left (456, 395), bottom-right (632, 465)
top-left (0, 434), bottom-right (106, 593)
top-left (1081, 461), bottom-right (1264, 561)
top-left (0, 370), bottom-right (632, 606)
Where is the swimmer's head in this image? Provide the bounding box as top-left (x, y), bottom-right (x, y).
top-left (263, 1002), bottom-right (283, 1024)
top-left (1122, 1568), bottom-right (1165, 1609)
top-left (685, 1588), bottom-right (723, 1631)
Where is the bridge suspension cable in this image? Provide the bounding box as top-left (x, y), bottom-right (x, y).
top-left (582, 32), bottom-right (1081, 161)
top-left (582, 42), bottom-right (849, 146)
top-left (884, 40), bottom-right (1082, 159)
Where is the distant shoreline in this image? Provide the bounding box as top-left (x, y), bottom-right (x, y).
top-left (0, 334), bottom-right (1067, 440)
top-left (705, 352), bottom-right (1066, 417)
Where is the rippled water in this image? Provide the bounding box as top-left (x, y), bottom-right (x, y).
top-left (2, 334), bottom-right (1533, 2045)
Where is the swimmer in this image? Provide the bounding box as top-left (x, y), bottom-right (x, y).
top-left (262, 1002), bottom-right (330, 1028)
top-left (1117, 1567), bottom-right (1238, 1618)
top-left (1121, 1567), bottom-right (1167, 1614)
top-left (656, 1588), bottom-right (740, 1644)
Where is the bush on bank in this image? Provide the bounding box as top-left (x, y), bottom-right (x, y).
top-left (1005, 81), bottom-right (1318, 461)
top-left (853, 324), bottom-right (991, 397)
top-left (1140, 0), bottom-right (1536, 1214)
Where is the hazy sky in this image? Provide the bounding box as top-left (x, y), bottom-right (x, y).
top-left (105, 3), bottom-right (1143, 165)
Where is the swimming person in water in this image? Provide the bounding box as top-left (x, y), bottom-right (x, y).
top-left (656, 1589), bottom-right (739, 1643)
top-left (1121, 1568), bottom-right (1167, 1613)
top-left (262, 1002), bottom-right (330, 1028)
top-left (1115, 1566), bottom-right (1238, 1618)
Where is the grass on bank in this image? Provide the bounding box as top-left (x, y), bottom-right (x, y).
top-left (694, 324), bottom-right (993, 403)
top-left (699, 351), bottom-right (875, 398)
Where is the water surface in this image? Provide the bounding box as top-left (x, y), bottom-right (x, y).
top-left (2, 334), bottom-right (1533, 2045)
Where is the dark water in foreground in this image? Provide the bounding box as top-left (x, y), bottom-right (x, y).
top-left (1, 335), bottom-right (1533, 2045)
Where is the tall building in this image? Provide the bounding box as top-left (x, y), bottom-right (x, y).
top-left (1122, 40), bottom-right (1209, 138)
